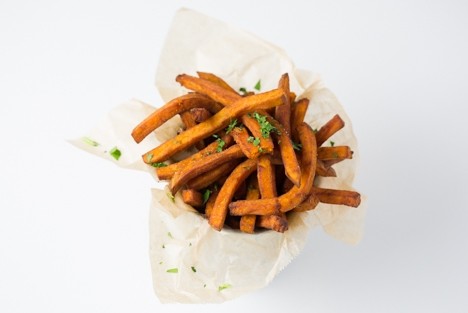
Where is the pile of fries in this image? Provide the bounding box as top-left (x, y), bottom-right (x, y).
top-left (132, 72), bottom-right (361, 233)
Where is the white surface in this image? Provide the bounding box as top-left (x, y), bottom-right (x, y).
top-left (0, 0), bottom-right (467, 312)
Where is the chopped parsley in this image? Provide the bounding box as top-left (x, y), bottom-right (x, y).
top-left (218, 283), bottom-right (232, 291)
top-left (191, 266), bottom-right (197, 273)
top-left (82, 137), bottom-right (99, 147)
top-left (151, 162), bottom-right (167, 168)
top-left (109, 147), bottom-right (121, 160)
top-left (162, 244), bottom-right (165, 249)
top-left (213, 134), bottom-right (226, 152)
top-left (167, 232), bottom-right (173, 238)
top-left (292, 142), bottom-right (302, 151)
top-left (252, 112), bottom-right (279, 138)
top-left (225, 119), bottom-right (238, 134)
top-left (247, 136), bottom-right (254, 143)
top-left (330, 141), bottom-right (335, 147)
top-left (254, 79), bottom-right (261, 91)
top-left (167, 192), bottom-right (175, 203)
top-left (166, 268), bottom-right (178, 273)
top-left (145, 153), bottom-right (153, 163)
top-left (312, 128), bottom-right (318, 133)
top-left (202, 189), bottom-right (212, 204)
top-left (239, 87), bottom-right (248, 95)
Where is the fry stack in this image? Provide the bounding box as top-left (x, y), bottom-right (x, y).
top-left (132, 72), bottom-right (361, 233)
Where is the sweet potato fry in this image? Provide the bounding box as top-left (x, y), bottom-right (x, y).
top-left (315, 114), bottom-right (345, 147)
top-left (132, 93), bottom-right (223, 143)
top-left (239, 177), bottom-right (260, 233)
top-left (186, 160), bottom-right (239, 190)
top-left (181, 189), bottom-right (204, 208)
top-left (197, 71), bottom-right (239, 95)
top-left (317, 146), bottom-right (353, 161)
top-left (258, 110), bottom-right (301, 186)
top-left (316, 159), bottom-right (337, 177)
top-left (229, 122), bottom-right (317, 216)
top-left (313, 187), bottom-right (361, 207)
top-left (275, 73), bottom-right (291, 136)
top-left (290, 98), bottom-right (310, 141)
top-left (321, 156), bottom-right (353, 168)
top-left (240, 114), bottom-right (275, 154)
top-left (155, 134), bottom-right (233, 180)
top-left (170, 145), bottom-right (245, 194)
top-left (209, 159), bottom-right (257, 231)
top-left (143, 88), bottom-right (286, 164)
top-left (231, 127), bottom-right (262, 159)
top-left (176, 74), bottom-right (240, 106)
top-left (256, 155), bottom-right (288, 232)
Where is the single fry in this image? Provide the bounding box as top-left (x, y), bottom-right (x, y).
top-left (290, 98), bottom-right (310, 141)
top-left (317, 146), bottom-right (353, 161)
top-left (132, 93), bottom-right (222, 143)
top-left (315, 114), bottom-right (345, 147)
top-left (259, 110), bottom-right (301, 186)
top-left (239, 177), bottom-right (260, 234)
top-left (170, 145), bottom-right (245, 194)
top-left (181, 189), bottom-right (204, 208)
top-left (186, 160), bottom-right (239, 190)
top-left (229, 122), bottom-right (317, 216)
top-left (231, 127), bottom-right (262, 159)
top-left (209, 159), bottom-right (257, 231)
top-left (275, 73), bottom-right (291, 136)
top-left (197, 71), bottom-right (239, 95)
top-left (313, 187), bottom-right (361, 207)
top-left (176, 74), bottom-right (240, 106)
top-left (256, 215), bottom-right (288, 233)
top-left (143, 88), bottom-right (286, 164)
top-left (155, 134), bottom-right (233, 180)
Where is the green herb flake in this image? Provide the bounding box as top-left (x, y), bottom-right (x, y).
top-left (247, 136), bottom-right (255, 143)
top-left (167, 193), bottom-right (175, 203)
top-left (254, 79), bottom-right (261, 91)
top-left (191, 266), bottom-right (197, 273)
top-left (167, 232), bottom-right (173, 239)
top-left (218, 283), bottom-right (232, 291)
top-left (162, 244), bottom-right (165, 249)
top-left (82, 137), bottom-right (99, 147)
top-left (189, 242), bottom-right (192, 247)
top-left (253, 137), bottom-right (260, 147)
top-left (330, 141), bottom-right (335, 147)
top-left (216, 138), bottom-right (226, 152)
top-left (166, 268), bottom-right (178, 274)
top-left (225, 119), bottom-right (238, 134)
top-left (252, 112), bottom-right (279, 138)
top-left (109, 147), bottom-right (121, 160)
top-left (312, 128), bottom-right (318, 133)
top-left (204, 284), bottom-right (207, 288)
top-left (239, 87), bottom-right (247, 95)
top-left (159, 261), bottom-right (163, 265)
top-left (202, 189), bottom-right (212, 204)
top-left (292, 142), bottom-right (302, 151)
top-left (151, 162), bottom-right (167, 168)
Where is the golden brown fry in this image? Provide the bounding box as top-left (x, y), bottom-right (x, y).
top-left (275, 73), bottom-right (291, 136)
top-left (132, 93), bottom-right (223, 143)
top-left (186, 160), bottom-right (239, 190)
top-left (143, 88), bottom-right (286, 164)
top-left (231, 127), bottom-right (262, 159)
top-left (239, 177), bottom-right (260, 233)
top-left (317, 146), bottom-right (353, 161)
top-left (290, 98), bottom-right (310, 141)
top-left (256, 155), bottom-right (288, 232)
top-left (321, 156), bottom-right (353, 168)
top-left (315, 114), bottom-right (345, 147)
top-left (313, 187), bottom-right (361, 207)
top-left (197, 71), bottom-right (239, 95)
top-left (155, 134), bottom-right (233, 180)
top-left (180, 111), bottom-right (205, 150)
top-left (209, 159), bottom-right (257, 231)
top-left (229, 123), bottom-right (317, 216)
top-left (176, 74), bottom-right (239, 106)
top-left (181, 189), bottom-right (204, 208)
top-left (204, 189), bottom-right (219, 219)
top-left (258, 110), bottom-right (301, 186)
top-left (170, 145), bottom-right (245, 194)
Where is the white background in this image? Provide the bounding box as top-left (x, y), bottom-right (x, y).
top-left (1, 0), bottom-right (467, 312)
